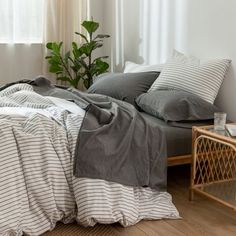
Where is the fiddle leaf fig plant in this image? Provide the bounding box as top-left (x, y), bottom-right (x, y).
top-left (45, 20), bottom-right (110, 89)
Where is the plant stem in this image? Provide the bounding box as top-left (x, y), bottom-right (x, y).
top-left (59, 54), bottom-right (73, 81)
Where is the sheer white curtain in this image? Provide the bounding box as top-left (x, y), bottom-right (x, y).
top-left (105, 0), bottom-right (178, 72)
top-left (0, 0), bottom-right (87, 85)
top-left (0, 0), bottom-right (44, 43)
top-left (0, 0), bottom-right (45, 84)
top-left (42, 0), bottom-right (88, 81)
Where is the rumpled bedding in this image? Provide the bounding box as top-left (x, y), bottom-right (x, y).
top-left (0, 84), bottom-right (179, 236)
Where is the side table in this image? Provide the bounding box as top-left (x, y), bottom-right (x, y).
top-left (190, 125), bottom-right (236, 210)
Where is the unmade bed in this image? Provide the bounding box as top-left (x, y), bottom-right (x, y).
top-left (0, 82), bottom-right (180, 236)
top-left (0, 47), bottom-right (229, 236)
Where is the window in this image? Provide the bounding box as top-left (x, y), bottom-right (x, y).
top-left (0, 0), bottom-right (44, 43)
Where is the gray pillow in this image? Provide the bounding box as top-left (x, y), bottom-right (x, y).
top-left (136, 90), bottom-right (220, 122)
top-left (87, 72), bottom-right (160, 107)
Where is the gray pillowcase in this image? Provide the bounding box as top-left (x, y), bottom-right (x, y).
top-left (87, 72), bottom-right (160, 107)
top-left (136, 90), bottom-right (220, 122)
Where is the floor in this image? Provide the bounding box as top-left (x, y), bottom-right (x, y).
top-left (43, 165), bottom-right (236, 236)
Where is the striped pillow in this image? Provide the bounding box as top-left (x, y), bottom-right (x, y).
top-left (148, 50), bottom-right (231, 104)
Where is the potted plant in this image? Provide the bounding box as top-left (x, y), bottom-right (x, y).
top-left (45, 20), bottom-right (110, 89)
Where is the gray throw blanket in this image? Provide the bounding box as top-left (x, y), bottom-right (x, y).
top-left (72, 91), bottom-right (167, 191)
top-left (1, 77), bottom-right (167, 190)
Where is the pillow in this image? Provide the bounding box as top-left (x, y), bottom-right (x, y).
top-left (124, 61), bottom-right (164, 73)
top-left (136, 90), bottom-right (220, 122)
top-left (87, 72), bottom-right (160, 107)
top-left (148, 50), bottom-right (231, 104)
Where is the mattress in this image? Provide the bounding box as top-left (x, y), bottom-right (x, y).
top-left (140, 112), bottom-right (213, 157)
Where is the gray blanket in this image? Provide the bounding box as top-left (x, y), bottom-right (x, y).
top-left (1, 77), bottom-right (167, 190)
top-left (72, 91), bottom-right (167, 190)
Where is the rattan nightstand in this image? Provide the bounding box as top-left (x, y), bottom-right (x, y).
top-left (190, 125), bottom-right (236, 210)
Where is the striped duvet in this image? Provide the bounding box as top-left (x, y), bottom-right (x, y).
top-left (0, 84), bottom-right (179, 236)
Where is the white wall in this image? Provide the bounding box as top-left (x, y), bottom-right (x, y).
top-left (181, 0), bottom-right (236, 121)
top-left (91, 0), bottom-right (236, 120)
top-left (0, 44), bottom-right (43, 85)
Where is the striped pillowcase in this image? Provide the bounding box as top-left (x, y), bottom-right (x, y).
top-left (148, 50), bottom-right (231, 104)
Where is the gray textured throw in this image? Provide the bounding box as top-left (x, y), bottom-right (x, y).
top-left (71, 89), bottom-right (167, 191)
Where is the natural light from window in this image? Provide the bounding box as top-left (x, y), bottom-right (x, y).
top-left (0, 0), bottom-right (44, 43)
top-left (112, 0), bottom-right (189, 69)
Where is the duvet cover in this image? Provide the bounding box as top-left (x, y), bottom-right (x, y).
top-left (0, 83), bottom-right (179, 236)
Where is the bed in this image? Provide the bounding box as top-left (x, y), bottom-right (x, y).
top-left (140, 112), bottom-right (213, 166)
top-left (0, 82), bottom-right (180, 236)
top-left (0, 50), bottom-right (229, 235)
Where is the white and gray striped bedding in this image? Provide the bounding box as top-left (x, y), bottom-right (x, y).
top-left (148, 50), bottom-right (231, 104)
top-left (0, 84), bottom-right (179, 236)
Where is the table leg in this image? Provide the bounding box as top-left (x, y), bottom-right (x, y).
top-left (189, 188), bottom-right (194, 201)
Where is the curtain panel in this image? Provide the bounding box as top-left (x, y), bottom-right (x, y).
top-left (42, 0), bottom-right (87, 82)
top-left (103, 0), bottom-right (176, 72)
top-left (0, 0), bottom-right (44, 43)
top-left (0, 0), bottom-right (87, 85)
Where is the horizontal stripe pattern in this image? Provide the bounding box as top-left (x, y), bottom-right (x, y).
top-left (148, 51), bottom-right (231, 104)
top-left (0, 84), bottom-right (179, 236)
top-left (73, 178), bottom-right (179, 227)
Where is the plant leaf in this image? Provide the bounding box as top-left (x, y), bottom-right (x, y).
top-left (50, 42), bottom-right (62, 55)
top-left (93, 56), bottom-right (109, 61)
top-left (68, 76), bottom-right (81, 88)
top-left (94, 34), bottom-right (110, 40)
top-left (64, 51), bottom-right (70, 63)
top-left (72, 42), bottom-right (84, 58)
top-left (83, 78), bottom-right (90, 89)
top-left (70, 63), bottom-right (81, 72)
top-left (93, 59), bottom-right (109, 75)
top-left (72, 42), bottom-right (78, 50)
top-left (75, 32), bottom-right (88, 42)
top-left (59, 42), bottom-right (63, 49)
top-left (57, 76), bottom-right (70, 82)
top-left (82, 20), bottom-right (99, 34)
top-left (48, 55), bottom-right (61, 64)
top-left (46, 42), bottom-right (53, 49)
top-left (76, 57), bottom-right (89, 70)
top-left (49, 64), bottom-right (63, 73)
top-left (92, 42), bottom-right (103, 50)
